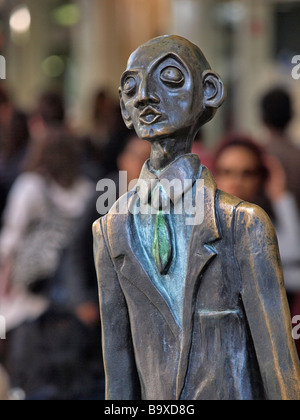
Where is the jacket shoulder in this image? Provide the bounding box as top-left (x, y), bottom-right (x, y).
top-left (92, 189), bottom-right (134, 238)
top-left (92, 218), bottom-right (101, 236)
top-left (234, 200), bottom-right (275, 232)
top-left (92, 216), bottom-right (107, 238)
top-left (217, 190), bottom-right (271, 223)
top-left (216, 190), bottom-right (275, 236)
top-left (233, 200), bottom-right (279, 254)
top-left (217, 190), bottom-right (244, 211)
top-left (216, 190), bottom-right (244, 231)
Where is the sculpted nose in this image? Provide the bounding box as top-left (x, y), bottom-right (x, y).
top-left (134, 78), bottom-right (160, 108)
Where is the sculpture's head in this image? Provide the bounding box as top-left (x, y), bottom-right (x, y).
top-left (119, 35), bottom-right (225, 144)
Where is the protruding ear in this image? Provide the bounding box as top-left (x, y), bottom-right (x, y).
top-left (119, 87), bottom-right (134, 130)
top-left (202, 70), bottom-right (226, 109)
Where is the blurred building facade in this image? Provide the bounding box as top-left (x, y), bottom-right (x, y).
top-left (1, 0), bottom-right (300, 145)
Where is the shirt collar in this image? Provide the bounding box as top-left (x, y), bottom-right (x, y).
top-left (136, 154), bottom-right (201, 205)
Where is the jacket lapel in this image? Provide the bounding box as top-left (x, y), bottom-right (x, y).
top-left (106, 191), bottom-right (181, 342)
top-left (176, 166), bottom-right (220, 399)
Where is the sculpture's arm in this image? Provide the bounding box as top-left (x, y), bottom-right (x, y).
top-left (93, 218), bottom-right (141, 400)
top-left (235, 203), bottom-right (300, 400)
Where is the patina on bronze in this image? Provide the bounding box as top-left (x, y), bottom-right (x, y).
top-left (93, 35), bottom-right (300, 400)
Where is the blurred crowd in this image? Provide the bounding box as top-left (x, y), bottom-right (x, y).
top-left (0, 82), bottom-right (300, 399)
top-left (0, 84), bottom-right (151, 399)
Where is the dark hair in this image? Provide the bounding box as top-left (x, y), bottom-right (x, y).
top-left (25, 130), bottom-right (80, 188)
top-left (0, 86), bottom-right (9, 105)
top-left (261, 88), bottom-right (293, 131)
top-left (9, 111), bottom-right (30, 156)
top-left (38, 91), bottom-right (65, 126)
top-left (0, 110), bottom-right (29, 160)
top-left (93, 89), bottom-right (114, 123)
top-left (213, 133), bottom-right (269, 182)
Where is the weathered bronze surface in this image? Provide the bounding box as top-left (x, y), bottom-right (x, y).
top-left (93, 35), bottom-right (300, 400)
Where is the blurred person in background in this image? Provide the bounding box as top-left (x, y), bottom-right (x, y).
top-left (192, 129), bottom-right (213, 170)
top-left (92, 89), bottom-right (131, 176)
top-left (0, 87), bottom-right (30, 226)
top-left (92, 90), bottom-right (116, 146)
top-left (213, 134), bottom-right (300, 306)
top-left (0, 130), bottom-right (93, 331)
top-left (0, 133), bottom-right (150, 400)
top-left (24, 91), bottom-right (67, 173)
top-left (79, 89), bottom-right (112, 183)
top-left (28, 90), bottom-right (66, 139)
top-left (80, 90), bottom-right (130, 183)
top-left (260, 87), bottom-right (300, 212)
top-left (0, 129), bottom-right (95, 400)
top-left (58, 133), bottom-right (150, 318)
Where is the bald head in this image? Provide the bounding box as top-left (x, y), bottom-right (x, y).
top-left (119, 35), bottom-right (225, 147)
top-left (127, 35), bottom-right (212, 75)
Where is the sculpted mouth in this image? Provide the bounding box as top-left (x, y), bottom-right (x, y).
top-left (139, 107), bottom-right (162, 125)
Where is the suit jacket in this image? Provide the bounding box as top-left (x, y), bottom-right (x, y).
top-left (93, 165), bottom-right (300, 400)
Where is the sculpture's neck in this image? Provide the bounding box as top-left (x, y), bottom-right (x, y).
top-left (150, 137), bottom-right (193, 171)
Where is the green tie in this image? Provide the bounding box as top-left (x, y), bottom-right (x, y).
top-left (152, 187), bottom-right (173, 275)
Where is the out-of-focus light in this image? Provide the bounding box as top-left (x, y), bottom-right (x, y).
top-left (9, 5), bottom-right (31, 34)
top-left (42, 56), bottom-right (65, 78)
top-left (215, 2), bottom-right (247, 25)
top-left (52, 4), bottom-right (81, 27)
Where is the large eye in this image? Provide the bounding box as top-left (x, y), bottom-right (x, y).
top-left (123, 77), bottom-right (137, 95)
top-left (160, 66), bottom-right (184, 87)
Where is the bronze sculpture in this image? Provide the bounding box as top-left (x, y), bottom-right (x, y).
top-left (93, 35), bottom-right (300, 400)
